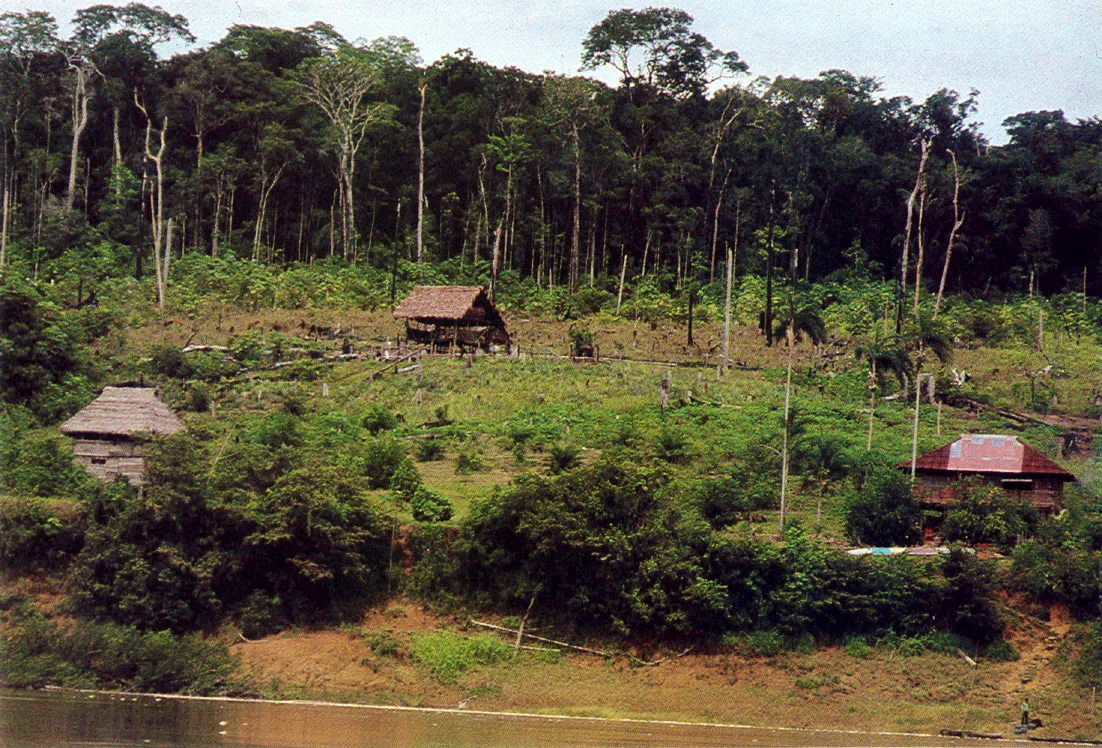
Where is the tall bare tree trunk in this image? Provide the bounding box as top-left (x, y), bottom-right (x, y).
top-left (722, 246), bottom-right (733, 371)
top-left (898, 139), bottom-right (930, 330)
top-left (934, 150), bottom-right (965, 317)
top-left (709, 169), bottom-right (730, 282)
top-left (136, 92), bottom-right (168, 310)
top-left (569, 123), bottom-right (582, 292)
top-left (65, 62), bottom-right (93, 215)
top-left (0, 181), bottom-right (10, 267)
top-left (912, 175), bottom-right (927, 316)
top-left (416, 82), bottom-right (427, 273)
top-left (866, 360), bottom-right (877, 451)
top-left (779, 326), bottom-right (794, 534)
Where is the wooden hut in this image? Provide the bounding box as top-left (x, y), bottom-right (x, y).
top-left (902, 434), bottom-right (1076, 514)
top-left (60, 387), bottom-right (183, 484)
top-left (393, 286), bottom-right (510, 351)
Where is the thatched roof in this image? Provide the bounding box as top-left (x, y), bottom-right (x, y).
top-left (903, 434), bottom-right (1075, 480)
top-left (392, 286), bottom-right (505, 328)
top-left (60, 387), bottom-right (183, 439)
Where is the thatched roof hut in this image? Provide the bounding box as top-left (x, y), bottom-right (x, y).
top-left (61, 387), bottom-right (183, 484)
top-left (393, 286), bottom-right (509, 349)
top-left (61, 387), bottom-right (183, 438)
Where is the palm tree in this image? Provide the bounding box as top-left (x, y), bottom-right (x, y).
top-left (904, 313), bottom-right (953, 477)
top-left (855, 328), bottom-right (911, 451)
top-left (792, 431), bottom-right (855, 533)
top-left (774, 304), bottom-right (827, 533)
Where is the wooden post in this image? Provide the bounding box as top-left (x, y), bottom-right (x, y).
top-left (723, 246), bottom-right (733, 372)
top-left (616, 254), bottom-right (627, 315)
top-left (659, 371), bottom-right (670, 411)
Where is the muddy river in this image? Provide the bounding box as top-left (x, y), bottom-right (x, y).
top-left (0, 688), bottom-right (1044, 747)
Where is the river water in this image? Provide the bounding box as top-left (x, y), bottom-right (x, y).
top-left (0, 688), bottom-right (1039, 747)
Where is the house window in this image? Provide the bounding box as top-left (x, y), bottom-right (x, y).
top-left (91, 457), bottom-right (107, 465)
top-left (1001, 478), bottom-right (1033, 490)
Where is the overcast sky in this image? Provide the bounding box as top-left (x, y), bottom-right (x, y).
top-left (21, 0), bottom-right (1102, 144)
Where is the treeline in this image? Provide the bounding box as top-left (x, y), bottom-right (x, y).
top-left (1, 5), bottom-right (1100, 302)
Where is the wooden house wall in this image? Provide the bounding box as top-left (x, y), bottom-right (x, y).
top-left (72, 438), bottom-right (147, 485)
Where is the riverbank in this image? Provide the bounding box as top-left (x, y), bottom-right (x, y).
top-left (229, 599), bottom-right (1102, 742)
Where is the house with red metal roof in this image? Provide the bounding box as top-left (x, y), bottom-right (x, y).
top-left (903, 434), bottom-right (1077, 513)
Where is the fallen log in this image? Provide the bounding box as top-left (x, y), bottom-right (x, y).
top-left (957, 648), bottom-right (977, 668)
top-left (940, 729), bottom-right (1002, 739)
top-left (470, 620), bottom-right (611, 657)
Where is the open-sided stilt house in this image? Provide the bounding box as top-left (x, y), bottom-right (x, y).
top-left (60, 387), bottom-right (183, 484)
top-left (903, 434), bottom-right (1076, 515)
top-left (393, 286), bottom-right (510, 351)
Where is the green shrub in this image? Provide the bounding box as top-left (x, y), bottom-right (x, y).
top-left (0, 497), bottom-right (84, 571)
top-left (985, 639), bottom-right (1020, 662)
top-left (390, 459), bottom-right (423, 501)
top-left (148, 344), bottom-right (191, 379)
top-left (366, 631), bottom-right (402, 657)
top-left (1074, 621), bottom-right (1102, 688)
top-left (185, 385), bottom-right (211, 413)
top-left (455, 448), bottom-right (485, 475)
top-left (547, 442), bottom-right (580, 474)
top-left (943, 476), bottom-right (1036, 549)
top-left (239, 591), bottom-right (288, 639)
top-left (414, 438), bottom-right (445, 462)
top-left (845, 468), bottom-right (920, 546)
top-left (0, 607), bottom-right (248, 695)
top-left (408, 631), bottom-right (508, 684)
top-left (744, 630), bottom-right (785, 657)
top-left (359, 436), bottom-right (406, 489)
top-left (654, 424), bottom-right (692, 464)
top-left (362, 404), bottom-right (398, 435)
top-left (844, 636), bottom-right (871, 659)
top-left (411, 486), bottom-right (453, 522)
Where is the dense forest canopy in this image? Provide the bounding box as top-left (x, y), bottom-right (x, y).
top-left (1, 4), bottom-right (1099, 299)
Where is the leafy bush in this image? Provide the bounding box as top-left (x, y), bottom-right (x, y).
top-left (408, 631), bottom-right (508, 684)
top-left (456, 459), bottom-right (725, 636)
top-left (390, 459), bottom-right (423, 501)
top-left (844, 636), bottom-right (871, 659)
top-left (936, 550), bottom-right (1004, 645)
top-left (148, 344), bottom-right (191, 379)
top-left (547, 442), bottom-right (580, 474)
top-left (743, 630), bottom-right (785, 657)
top-left (694, 469), bottom-right (774, 528)
top-left (0, 496), bottom-right (84, 572)
top-left (411, 486), bottom-right (453, 522)
top-left (359, 436), bottom-right (406, 489)
top-left (414, 438), bottom-right (445, 462)
top-left (985, 639), bottom-right (1020, 662)
top-left (654, 423), bottom-right (692, 464)
top-left (1074, 620), bottom-right (1102, 688)
top-left (366, 631), bottom-right (402, 657)
top-left (845, 469), bottom-right (920, 546)
top-left (0, 424), bottom-right (93, 497)
top-left (239, 591), bottom-right (288, 639)
top-left (943, 477), bottom-right (1036, 548)
top-left (455, 448), bottom-right (485, 475)
top-left (0, 606), bottom-right (248, 694)
top-left (362, 404), bottom-right (398, 435)
top-left (72, 434), bottom-right (391, 632)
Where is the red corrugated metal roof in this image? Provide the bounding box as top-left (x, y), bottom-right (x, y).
top-left (903, 434), bottom-right (1075, 480)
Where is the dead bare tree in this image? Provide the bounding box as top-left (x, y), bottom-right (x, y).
top-left (135, 90), bottom-right (170, 309)
top-left (934, 150), bottom-right (965, 316)
top-left (416, 81), bottom-right (427, 273)
top-left (898, 138), bottom-right (930, 329)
